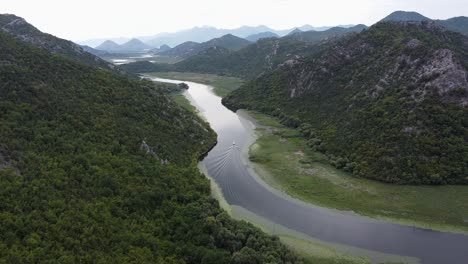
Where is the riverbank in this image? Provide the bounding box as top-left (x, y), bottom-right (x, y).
top-left (246, 110), bottom-right (468, 233)
top-left (145, 72), bottom-right (244, 97)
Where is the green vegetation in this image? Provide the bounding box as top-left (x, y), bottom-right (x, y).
top-left (0, 31), bottom-right (300, 263)
top-left (248, 111), bottom-right (468, 232)
top-left (122, 37), bottom-right (331, 79)
top-left (147, 72), bottom-right (244, 97)
top-left (224, 22), bottom-right (468, 185)
top-left (0, 14), bottom-right (114, 71)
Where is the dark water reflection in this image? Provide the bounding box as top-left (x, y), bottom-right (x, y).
top-left (151, 77), bottom-right (468, 264)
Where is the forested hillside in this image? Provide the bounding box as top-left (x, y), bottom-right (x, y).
top-left (0, 14), bottom-right (116, 71)
top-left (0, 30), bottom-right (298, 263)
top-left (224, 21), bottom-right (468, 185)
top-left (122, 25), bottom-right (365, 80)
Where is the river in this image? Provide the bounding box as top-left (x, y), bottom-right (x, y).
top-left (150, 77), bottom-right (468, 264)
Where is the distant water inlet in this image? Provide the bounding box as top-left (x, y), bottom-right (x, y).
top-left (150, 76), bottom-right (468, 264)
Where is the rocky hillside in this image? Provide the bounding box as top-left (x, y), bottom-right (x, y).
top-left (224, 21), bottom-right (468, 184)
top-left (0, 14), bottom-right (115, 71)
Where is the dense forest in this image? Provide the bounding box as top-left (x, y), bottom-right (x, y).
top-left (0, 30), bottom-right (299, 263)
top-left (224, 21), bottom-right (468, 185)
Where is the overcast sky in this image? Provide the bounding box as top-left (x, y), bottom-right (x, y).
top-left (2, 0), bottom-right (467, 41)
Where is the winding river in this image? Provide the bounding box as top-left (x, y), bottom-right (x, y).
top-left (151, 77), bottom-right (468, 264)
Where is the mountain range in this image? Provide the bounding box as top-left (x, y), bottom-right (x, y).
top-left (82, 24), bottom-right (357, 50)
top-left (159, 34), bottom-right (251, 58)
top-left (382, 11), bottom-right (468, 36)
top-left (223, 20), bottom-right (468, 184)
top-left (122, 24), bottom-right (367, 79)
top-left (95, 38), bottom-right (152, 53)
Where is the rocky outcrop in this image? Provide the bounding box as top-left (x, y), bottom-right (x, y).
top-left (0, 14), bottom-right (116, 71)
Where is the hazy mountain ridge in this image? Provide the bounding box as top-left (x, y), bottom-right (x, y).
top-left (96, 38), bottom-right (152, 53)
top-left (223, 21), bottom-right (468, 184)
top-left (246, 31), bottom-right (280, 42)
top-left (122, 25), bottom-right (367, 79)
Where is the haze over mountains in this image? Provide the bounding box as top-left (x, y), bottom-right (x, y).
top-left (81, 24), bottom-right (358, 50)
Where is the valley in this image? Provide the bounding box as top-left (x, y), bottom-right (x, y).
top-left (1, 4), bottom-right (468, 263)
top-left (146, 75), bottom-right (468, 264)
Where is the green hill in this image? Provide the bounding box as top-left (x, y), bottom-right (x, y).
top-left (0, 14), bottom-right (115, 71)
top-left (122, 26), bottom-right (365, 80)
top-left (223, 21), bottom-right (468, 185)
top-left (0, 27), bottom-right (298, 263)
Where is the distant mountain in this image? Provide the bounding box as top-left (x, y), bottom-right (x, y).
top-left (96, 40), bottom-right (120, 51)
top-left (150, 44), bottom-right (171, 54)
top-left (159, 44), bottom-right (171, 52)
top-left (129, 25), bottom-right (365, 79)
top-left (286, 25), bottom-right (368, 43)
top-left (159, 41), bottom-right (200, 57)
top-left (381, 11), bottom-right (431, 22)
top-left (246, 32), bottom-right (279, 42)
top-left (287, 28), bottom-right (303, 36)
top-left (223, 21), bottom-right (468, 185)
top-left (123, 31), bottom-right (334, 79)
top-left (118, 38), bottom-right (152, 52)
top-left (160, 34), bottom-right (250, 59)
top-left (379, 11), bottom-right (468, 36)
top-left (81, 45), bottom-right (109, 56)
top-left (0, 14), bottom-right (115, 71)
top-left (95, 38), bottom-right (151, 53)
top-left (145, 26), bottom-right (270, 47)
top-left (201, 34), bottom-right (251, 51)
top-left (437, 17), bottom-right (468, 36)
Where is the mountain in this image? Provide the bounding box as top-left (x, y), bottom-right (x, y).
top-left (118, 38), bottom-right (152, 52)
top-left (287, 28), bottom-right (303, 35)
top-left (159, 44), bottom-right (171, 51)
top-left (80, 45), bottom-right (109, 56)
top-left (159, 41), bottom-right (200, 57)
top-left (124, 24), bottom-right (364, 79)
top-left (246, 31), bottom-right (279, 42)
top-left (201, 34), bottom-right (251, 51)
top-left (380, 11), bottom-right (468, 36)
top-left (223, 21), bottom-right (468, 185)
top-left (437, 16), bottom-right (468, 36)
top-left (0, 21), bottom-right (298, 263)
top-left (145, 25), bottom-right (272, 47)
top-left (160, 34), bottom-right (250, 59)
top-left (95, 38), bottom-right (151, 53)
top-left (381, 11), bottom-right (431, 22)
top-left (95, 39), bottom-right (120, 51)
top-left (286, 24), bottom-right (368, 43)
top-left (0, 14), bottom-right (115, 71)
